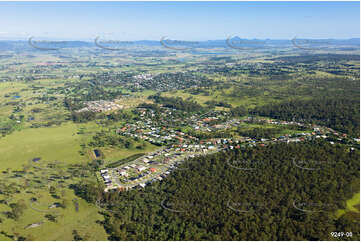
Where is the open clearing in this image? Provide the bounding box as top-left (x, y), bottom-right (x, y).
top-left (0, 122), bottom-right (86, 171)
top-left (0, 181), bottom-right (108, 240)
top-left (335, 192), bottom-right (360, 218)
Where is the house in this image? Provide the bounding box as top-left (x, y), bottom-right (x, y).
top-left (119, 169), bottom-right (128, 176)
top-left (149, 168), bottom-right (157, 172)
top-left (136, 166), bottom-right (147, 172)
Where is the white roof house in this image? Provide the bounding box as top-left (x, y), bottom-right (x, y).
top-left (136, 166), bottom-right (147, 172)
top-left (119, 170), bottom-right (128, 176)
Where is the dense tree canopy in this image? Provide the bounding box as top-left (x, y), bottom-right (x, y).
top-left (72, 140), bottom-right (360, 241)
top-left (251, 98), bottom-right (360, 137)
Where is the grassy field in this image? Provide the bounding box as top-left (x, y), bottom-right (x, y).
top-left (234, 122), bottom-right (312, 137)
top-left (101, 143), bottom-right (160, 165)
top-left (163, 87), bottom-right (275, 109)
top-left (0, 82), bottom-right (30, 117)
top-left (0, 117), bottom-right (162, 240)
top-left (0, 187), bottom-right (108, 241)
top-left (0, 78), bottom-right (113, 240)
top-left (0, 119), bottom-right (110, 240)
top-left (0, 122), bottom-right (87, 172)
top-left (335, 192), bottom-right (360, 218)
top-left (0, 118), bottom-right (158, 168)
top-left (115, 94), bottom-right (154, 110)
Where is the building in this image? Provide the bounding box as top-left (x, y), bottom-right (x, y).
top-left (136, 165), bottom-right (147, 172)
top-left (119, 169), bottom-right (128, 176)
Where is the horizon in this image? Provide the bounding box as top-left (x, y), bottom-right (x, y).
top-left (0, 37), bottom-right (360, 41)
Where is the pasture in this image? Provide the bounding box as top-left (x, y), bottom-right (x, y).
top-left (0, 160), bottom-right (108, 240)
top-left (0, 122), bottom-right (86, 171)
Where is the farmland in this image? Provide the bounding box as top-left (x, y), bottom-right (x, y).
top-left (0, 123), bottom-right (85, 171)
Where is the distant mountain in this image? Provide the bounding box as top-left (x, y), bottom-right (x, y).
top-left (0, 38), bottom-right (359, 51)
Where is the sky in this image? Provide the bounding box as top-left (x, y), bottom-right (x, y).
top-left (0, 1), bottom-right (359, 41)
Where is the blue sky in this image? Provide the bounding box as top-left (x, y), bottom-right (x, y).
top-left (0, 1), bottom-right (359, 40)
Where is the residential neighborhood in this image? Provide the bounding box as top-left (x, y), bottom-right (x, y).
top-left (77, 100), bottom-right (123, 113)
top-left (100, 109), bottom-right (359, 192)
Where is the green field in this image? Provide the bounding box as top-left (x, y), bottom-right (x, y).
top-left (0, 118), bottom-right (161, 240)
top-left (335, 192), bottom-right (360, 218)
top-left (100, 143), bottom-right (160, 165)
top-left (0, 188), bottom-right (108, 241)
top-left (0, 120), bottom-right (113, 240)
top-left (0, 122), bottom-right (86, 172)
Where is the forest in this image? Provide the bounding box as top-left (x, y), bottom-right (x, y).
top-left (251, 98), bottom-right (360, 137)
top-left (149, 95), bottom-right (205, 113)
top-left (71, 140), bottom-right (360, 241)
